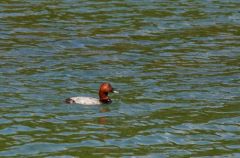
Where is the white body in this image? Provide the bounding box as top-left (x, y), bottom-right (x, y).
top-left (69, 97), bottom-right (101, 105)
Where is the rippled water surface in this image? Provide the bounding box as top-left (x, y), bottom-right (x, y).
top-left (1, 0), bottom-right (240, 157)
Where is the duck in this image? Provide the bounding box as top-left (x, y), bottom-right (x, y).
top-left (65, 82), bottom-right (118, 105)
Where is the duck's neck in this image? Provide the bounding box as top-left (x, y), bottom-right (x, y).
top-left (99, 92), bottom-right (111, 104)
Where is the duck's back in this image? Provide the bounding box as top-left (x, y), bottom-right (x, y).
top-left (65, 97), bottom-right (101, 105)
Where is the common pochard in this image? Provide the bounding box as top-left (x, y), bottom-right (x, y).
top-left (65, 82), bottom-right (118, 105)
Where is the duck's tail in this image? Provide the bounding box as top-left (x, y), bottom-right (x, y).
top-left (65, 98), bottom-right (75, 104)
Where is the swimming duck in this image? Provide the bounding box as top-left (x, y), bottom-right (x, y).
top-left (65, 82), bottom-right (118, 105)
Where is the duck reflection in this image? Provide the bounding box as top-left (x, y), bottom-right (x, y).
top-left (98, 106), bottom-right (110, 124)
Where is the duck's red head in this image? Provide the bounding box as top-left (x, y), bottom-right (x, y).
top-left (99, 82), bottom-right (118, 104)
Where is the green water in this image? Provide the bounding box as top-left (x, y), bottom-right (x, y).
top-left (0, 0), bottom-right (240, 157)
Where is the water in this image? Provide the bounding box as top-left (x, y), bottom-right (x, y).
top-left (0, 0), bottom-right (240, 157)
